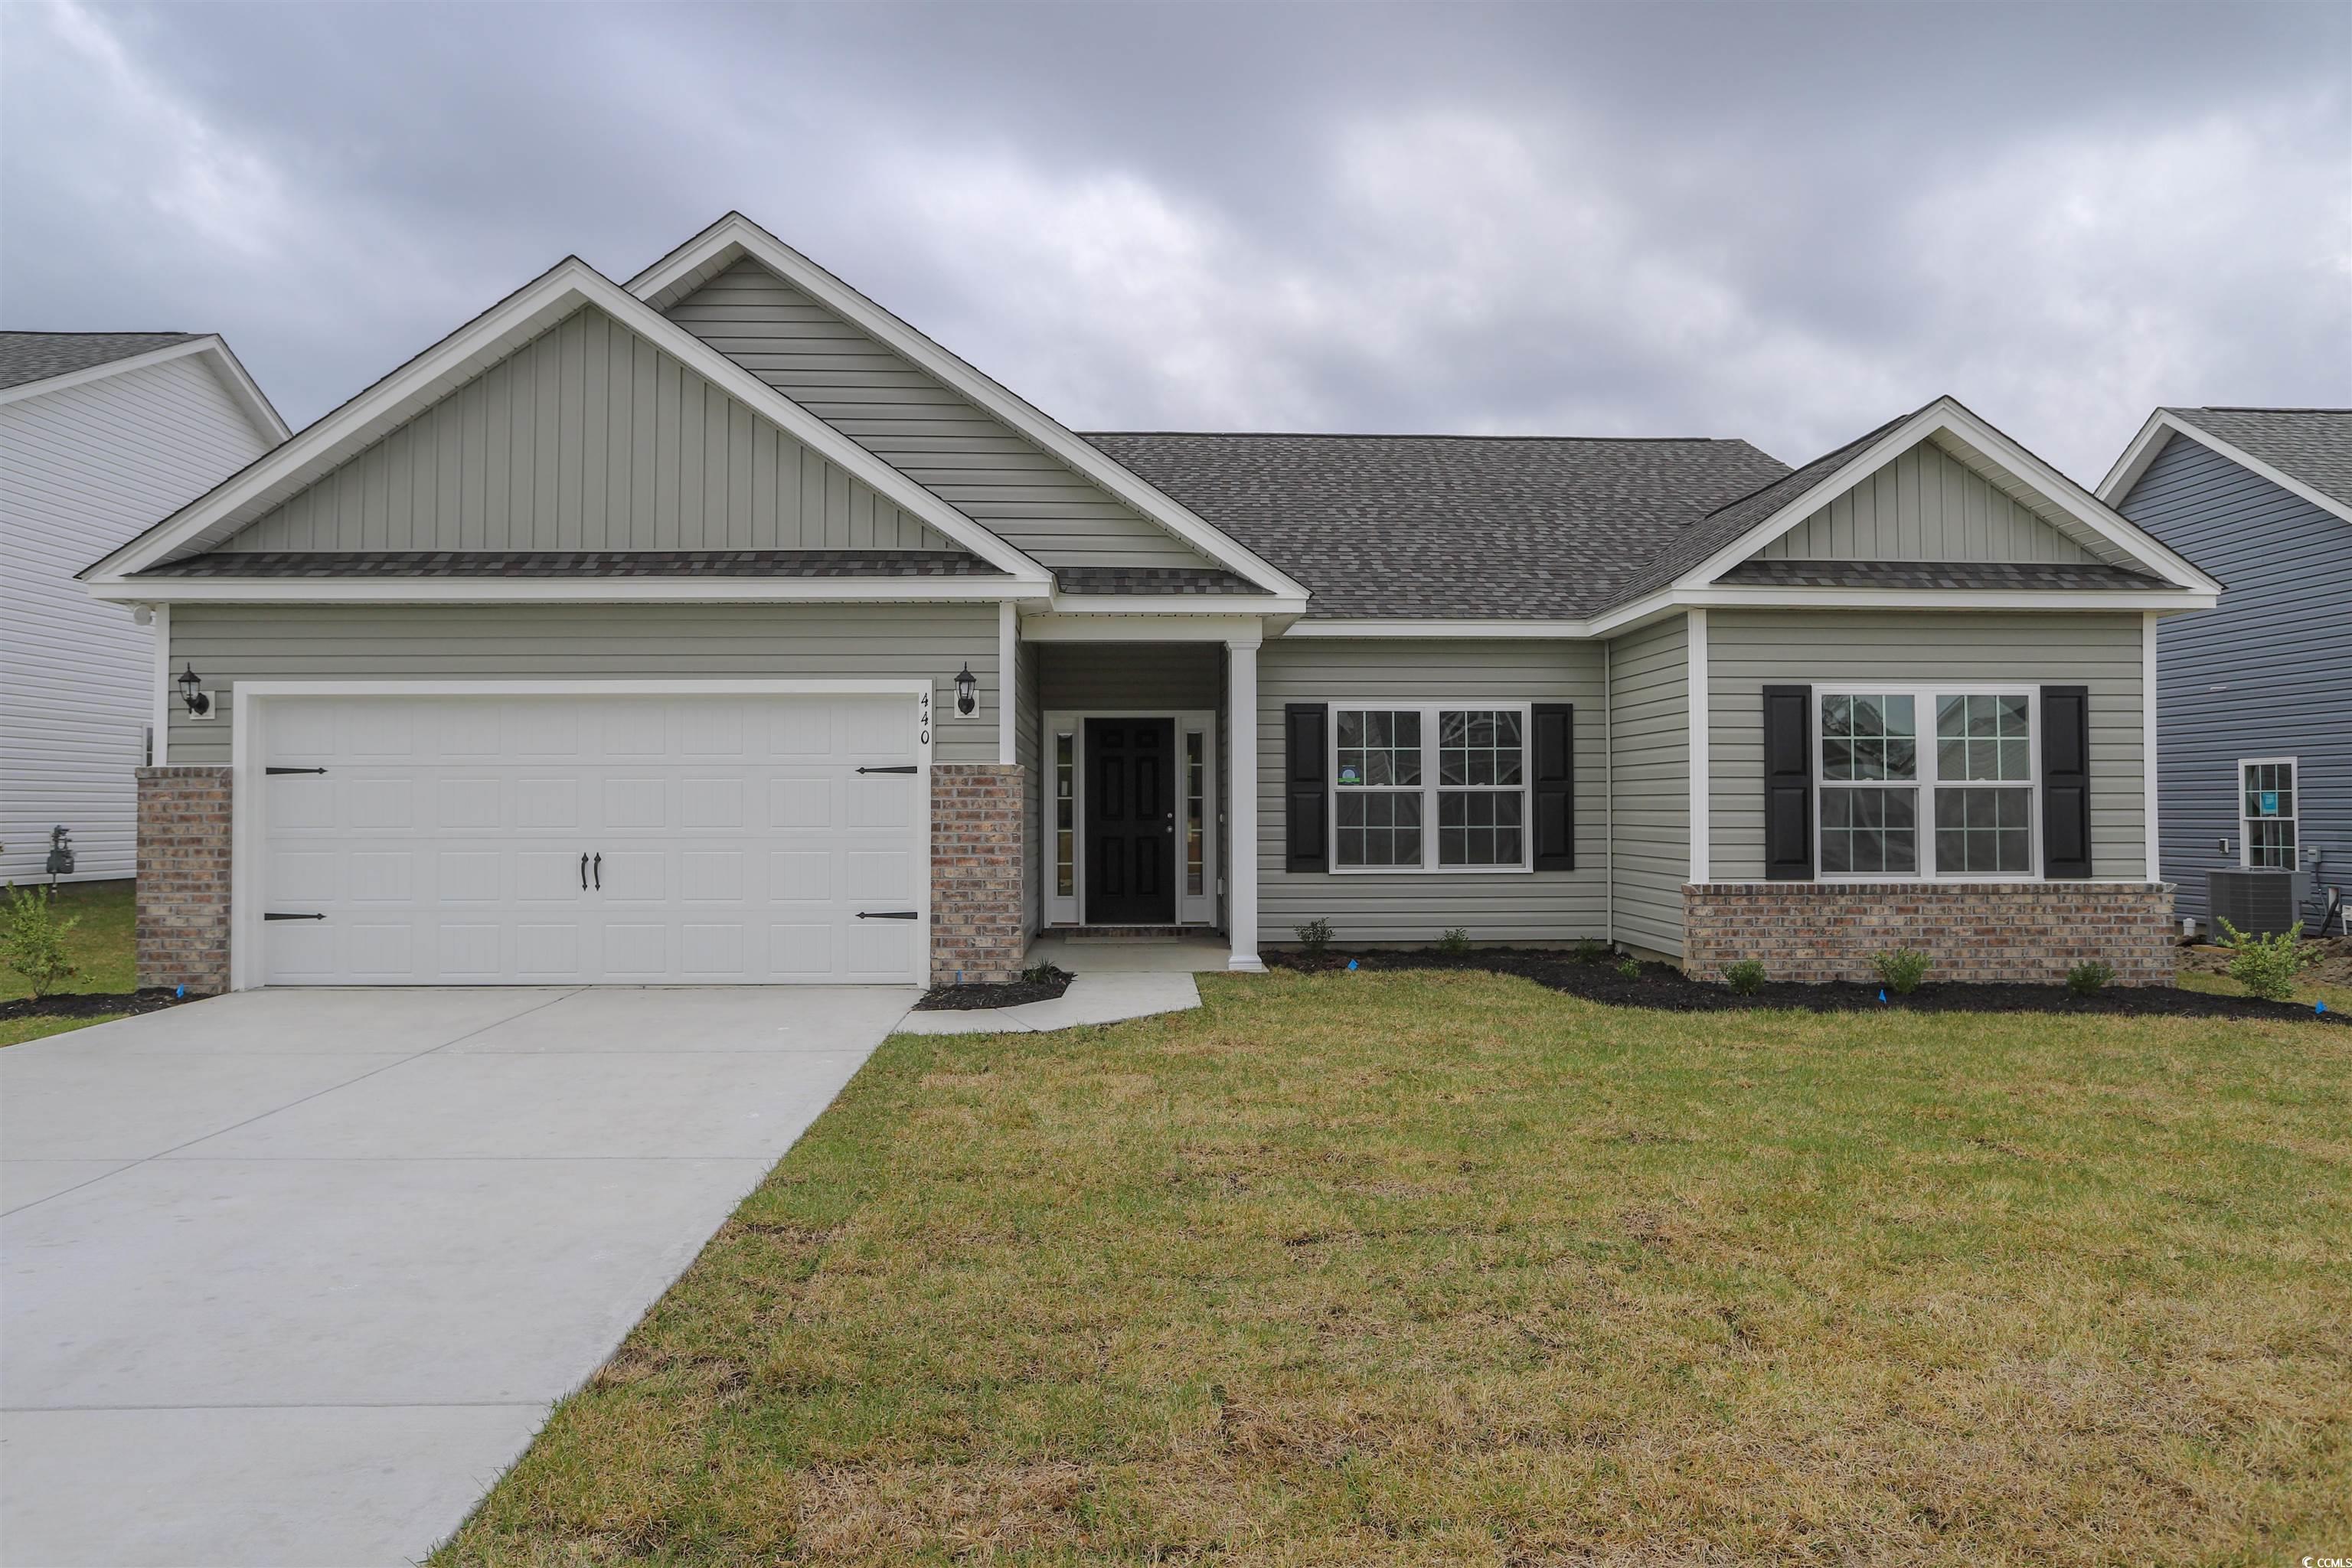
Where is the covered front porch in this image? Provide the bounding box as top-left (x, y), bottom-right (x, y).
top-left (1014, 614), bottom-right (1266, 971)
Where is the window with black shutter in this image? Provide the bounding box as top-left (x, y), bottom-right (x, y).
top-left (1762, 684), bottom-right (1812, 880)
top-left (1531, 704), bottom-right (1574, 871)
top-left (1284, 703), bottom-right (1328, 873)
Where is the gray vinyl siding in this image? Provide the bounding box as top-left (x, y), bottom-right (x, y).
top-left (1755, 439), bottom-right (2096, 563)
top-left (1255, 639), bottom-right (1607, 947)
top-left (1036, 643), bottom-right (1222, 710)
top-left (222, 306), bottom-right (952, 555)
top-left (166, 602), bottom-right (1001, 765)
top-left (2118, 433), bottom-right (2349, 926)
top-left (1606, 615), bottom-right (1691, 956)
top-left (665, 260), bottom-right (1210, 569)
top-left (1705, 610), bottom-right (2148, 880)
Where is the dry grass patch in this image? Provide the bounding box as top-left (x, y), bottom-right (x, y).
top-left (439, 970), bottom-right (2352, 1566)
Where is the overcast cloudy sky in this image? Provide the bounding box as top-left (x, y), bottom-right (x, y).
top-left (3, 2), bottom-right (2345, 482)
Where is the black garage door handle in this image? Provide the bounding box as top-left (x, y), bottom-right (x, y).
top-left (266, 766), bottom-right (328, 776)
top-left (263, 912), bottom-right (326, 921)
top-left (856, 765), bottom-right (918, 775)
top-left (856, 910), bottom-right (919, 920)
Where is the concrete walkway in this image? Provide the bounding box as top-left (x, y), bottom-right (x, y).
top-left (895, 933), bottom-right (1228, 1034)
top-left (0, 985), bottom-right (913, 1567)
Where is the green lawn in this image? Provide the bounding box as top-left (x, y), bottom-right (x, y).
top-left (438, 971), bottom-right (2350, 1566)
top-left (0, 878), bottom-right (136, 1003)
top-left (2177, 965), bottom-right (2350, 1013)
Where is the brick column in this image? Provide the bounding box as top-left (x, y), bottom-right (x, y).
top-left (931, 763), bottom-right (1027, 985)
top-left (136, 766), bottom-right (234, 995)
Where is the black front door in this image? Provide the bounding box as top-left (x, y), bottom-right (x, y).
top-left (1086, 717), bottom-right (1176, 924)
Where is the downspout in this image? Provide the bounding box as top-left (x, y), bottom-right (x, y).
top-left (1603, 634), bottom-right (1614, 949)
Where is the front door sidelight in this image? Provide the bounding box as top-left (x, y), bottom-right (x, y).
top-left (1085, 717), bottom-right (1176, 924)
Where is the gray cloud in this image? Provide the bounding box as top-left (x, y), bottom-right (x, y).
top-left (3, 0), bottom-right (2344, 482)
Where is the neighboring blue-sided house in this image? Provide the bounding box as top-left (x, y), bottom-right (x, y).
top-left (2102, 407), bottom-right (2350, 937)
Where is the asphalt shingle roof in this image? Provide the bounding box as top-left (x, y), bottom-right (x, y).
top-left (137, 549), bottom-right (1000, 579)
top-left (2165, 407), bottom-right (2352, 518)
top-left (1082, 432), bottom-right (1791, 619)
top-left (0, 331), bottom-right (200, 393)
top-left (1718, 559), bottom-right (2161, 591)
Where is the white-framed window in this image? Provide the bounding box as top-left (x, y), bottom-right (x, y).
top-left (2239, 757), bottom-right (2297, 868)
top-left (1332, 703), bottom-right (1530, 872)
top-left (1817, 686), bottom-right (2038, 880)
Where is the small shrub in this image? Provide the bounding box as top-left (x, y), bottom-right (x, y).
top-left (1573, 939), bottom-right (1611, 965)
top-left (0, 883), bottom-right (80, 998)
top-left (1615, 958), bottom-right (1640, 980)
top-left (1021, 962), bottom-right (1064, 988)
top-left (1438, 926), bottom-right (1472, 956)
top-left (1294, 919), bottom-right (1334, 962)
top-left (2216, 918), bottom-right (2321, 1002)
top-left (2066, 959), bottom-right (2115, 996)
top-left (1870, 945), bottom-right (1931, 995)
top-left (1723, 959), bottom-right (1766, 995)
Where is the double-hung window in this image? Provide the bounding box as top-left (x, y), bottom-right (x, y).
top-left (1333, 704), bottom-right (1528, 871)
top-left (2240, 759), bottom-right (2297, 867)
top-left (1818, 688), bottom-right (2037, 880)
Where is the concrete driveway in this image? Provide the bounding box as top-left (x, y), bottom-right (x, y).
top-left (0, 985), bottom-right (915, 1566)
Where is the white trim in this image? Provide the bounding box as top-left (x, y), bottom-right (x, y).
top-left (1687, 609), bottom-right (1709, 883)
top-left (1674, 398), bottom-right (2222, 596)
top-left (151, 603), bottom-right (172, 767)
top-left (2143, 611), bottom-right (2160, 880)
top-left (998, 603), bottom-right (1017, 766)
top-left (1039, 708), bottom-right (1220, 929)
top-left (226, 677), bottom-right (936, 991)
top-left (626, 214), bottom-right (1312, 603)
top-left (1049, 593), bottom-right (1308, 618)
top-left (83, 258), bottom-right (1052, 589)
top-left (1020, 612), bottom-right (1264, 647)
top-left (1226, 641), bottom-right (1263, 970)
top-left (2100, 410), bottom-right (2352, 528)
top-left (2236, 755), bottom-right (2300, 871)
top-left (88, 575), bottom-right (1041, 606)
top-left (0, 335), bottom-right (289, 444)
top-left (1284, 618), bottom-right (1592, 639)
top-left (1325, 700), bottom-right (1536, 876)
top-left (1808, 682), bottom-right (2045, 883)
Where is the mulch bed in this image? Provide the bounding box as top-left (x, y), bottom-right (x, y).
top-left (0, 988), bottom-right (199, 1024)
top-left (913, 965), bottom-right (1075, 1012)
top-left (1269, 948), bottom-right (2345, 1026)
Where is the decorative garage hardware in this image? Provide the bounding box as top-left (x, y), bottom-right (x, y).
top-left (580, 852), bottom-right (590, 890)
top-left (263, 911), bottom-right (325, 921)
top-left (857, 765), bottom-right (918, 775)
top-left (952, 662), bottom-right (978, 719)
top-left (177, 662), bottom-right (211, 717)
top-left (856, 910), bottom-right (920, 920)
top-left (593, 852), bottom-right (601, 889)
top-left (265, 766), bottom-right (328, 776)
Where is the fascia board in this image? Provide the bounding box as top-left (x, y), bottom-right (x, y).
top-left (628, 214), bottom-right (1313, 602)
top-left (2105, 410), bottom-right (2352, 531)
top-left (87, 575), bottom-right (1034, 606)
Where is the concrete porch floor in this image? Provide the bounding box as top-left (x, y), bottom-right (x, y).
top-left (1025, 932), bottom-right (1236, 973)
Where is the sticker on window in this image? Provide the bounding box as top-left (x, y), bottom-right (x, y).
top-left (1339, 763), bottom-right (1361, 785)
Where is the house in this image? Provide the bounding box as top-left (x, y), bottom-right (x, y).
top-left (2, 332), bottom-right (287, 885)
top-left (79, 214), bottom-right (2218, 994)
top-left (2100, 407), bottom-right (2350, 937)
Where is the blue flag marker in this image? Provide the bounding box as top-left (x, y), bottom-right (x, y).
top-left (1346, 959), bottom-right (1359, 972)
top-left (1877, 988), bottom-right (1888, 1004)
top-left (2318, 999), bottom-right (2328, 1014)
top-left (175, 985), bottom-right (185, 999)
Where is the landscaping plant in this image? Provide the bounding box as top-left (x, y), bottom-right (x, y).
top-left (2216, 918), bottom-right (2321, 1001)
top-left (1573, 938), bottom-right (1611, 964)
top-left (0, 883), bottom-right (80, 998)
top-left (1294, 919), bottom-right (1334, 963)
top-left (1870, 944), bottom-right (1931, 995)
top-left (1723, 959), bottom-right (1766, 995)
top-left (2066, 959), bottom-right (2115, 996)
top-left (1438, 926), bottom-right (1472, 956)
top-left (1615, 957), bottom-right (1640, 980)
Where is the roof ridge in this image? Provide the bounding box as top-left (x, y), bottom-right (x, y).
top-left (1083, 430), bottom-right (1749, 445)
top-left (2173, 404), bottom-right (2352, 414)
top-left (0, 328), bottom-right (198, 337)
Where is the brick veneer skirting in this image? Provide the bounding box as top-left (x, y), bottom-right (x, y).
top-left (136, 766), bottom-right (234, 995)
top-left (1683, 881), bottom-right (2176, 987)
top-left (932, 763), bottom-right (1027, 985)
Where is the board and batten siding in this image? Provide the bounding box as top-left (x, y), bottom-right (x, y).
top-left (2119, 433), bottom-right (2348, 925)
top-left (1754, 438), bottom-right (2096, 563)
top-left (166, 603), bottom-right (1002, 766)
top-left (1605, 614), bottom-right (1691, 956)
top-left (665, 260), bottom-right (1210, 570)
top-left (222, 306), bottom-right (952, 556)
top-left (1253, 639), bottom-right (1606, 946)
top-left (2, 354), bottom-right (279, 882)
top-left (1705, 610), bottom-right (2148, 880)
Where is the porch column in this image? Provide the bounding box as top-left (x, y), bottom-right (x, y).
top-left (1225, 629), bottom-right (1266, 972)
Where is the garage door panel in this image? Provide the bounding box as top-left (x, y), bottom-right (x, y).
top-left (260, 694), bottom-right (926, 985)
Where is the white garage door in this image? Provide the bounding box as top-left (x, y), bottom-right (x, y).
top-left (256, 693), bottom-right (926, 985)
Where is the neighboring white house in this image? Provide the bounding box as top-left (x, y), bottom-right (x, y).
top-left (2, 331), bottom-right (286, 884)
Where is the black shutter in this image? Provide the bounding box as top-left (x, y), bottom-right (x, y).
top-left (2040, 684), bottom-right (2092, 878)
top-left (1285, 703), bottom-right (1328, 873)
top-left (1531, 704), bottom-right (1575, 871)
top-left (1762, 684), bottom-right (1813, 880)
